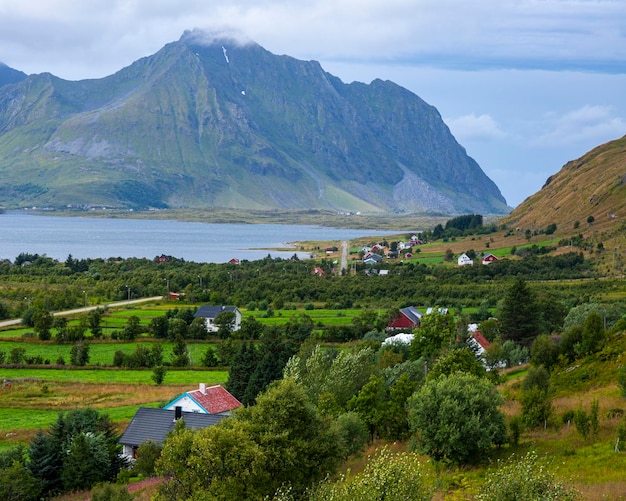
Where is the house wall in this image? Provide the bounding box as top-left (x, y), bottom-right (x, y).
top-left (388, 315), bottom-right (417, 329)
top-left (164, 395), bottom-right (206, 414)
top-left (204, 309), bottom-right (242, 332)
top-left (121, 444), bottom-right (136, 461)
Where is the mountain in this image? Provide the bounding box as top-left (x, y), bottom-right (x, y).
top-left (503, 135), bottom-right (626, 239)
top-left (0, 30), bottom-right (509, 214)
top-left (0, 63), bottom-right (26, 88)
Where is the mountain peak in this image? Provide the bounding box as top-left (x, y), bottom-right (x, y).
top-left (179, 28), bottom-right (256, 50)
top-left (0, 35), bottom-right (509, 214)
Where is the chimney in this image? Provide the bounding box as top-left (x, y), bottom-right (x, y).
top-left (174, 406), bottom-right (182, 420)
top-left (199, 383), bottom-right (206, 395)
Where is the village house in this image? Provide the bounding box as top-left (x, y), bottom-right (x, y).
top-left (388, 306), bottom-right (423, 330)
top-left (194, 305), bottom-right (242, 332)
top-left (119, 407), bottom-right (226, 460)
top-left (163, 383), bottom-right (242, 415)
top-left (481, 253), bottom-right (499, 265)
top-left (458, 253), bottom-right (474, 266)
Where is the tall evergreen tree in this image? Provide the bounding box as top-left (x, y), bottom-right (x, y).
top-left (170, 334), bottom-right (190, 367)
top-left (242, 329), bottom-right (295, 405)
top-left (499, 277), bottom-right (540, 346)
top-left (226, 342), bottom-right (260, 402)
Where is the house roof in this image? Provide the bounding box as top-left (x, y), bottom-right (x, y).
top-left (400, 306), bottom-right (423, 325)
top-left (185, 385), bottom-right (242, 414)
top-left (467, 323), bottom-right (491, 350)
top-left (194, 305), bottom-right (239, 319)
top-left (166, 384), bottom-right (242, 415)
top-left (119, 407), bottom-right (226, 447)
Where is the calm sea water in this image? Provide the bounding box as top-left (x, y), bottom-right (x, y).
top-left (0, 212), bottom-right (400, 263)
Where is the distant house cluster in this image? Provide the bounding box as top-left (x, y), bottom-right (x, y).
top-left (457, 252), bottom-right (499, 266)
top-left (361, 234), bottom-right (423, 268)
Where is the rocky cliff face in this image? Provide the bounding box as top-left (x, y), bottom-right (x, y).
top-left (0, 31), bottom-right (509, 214)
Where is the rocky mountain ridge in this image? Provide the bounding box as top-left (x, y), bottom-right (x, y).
top-left (0, 31), bottom-right (509, 214)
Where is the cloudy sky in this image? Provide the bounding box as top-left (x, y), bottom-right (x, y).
top-left (1, 0), bottom-right (625, 208)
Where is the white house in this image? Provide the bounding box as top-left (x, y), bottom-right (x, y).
top-left (163, 383), bottom-right (242, 416)
top-left (194, 305), bottom-right (242, 332)
top-left (458, 253), bottom-right (474, 266)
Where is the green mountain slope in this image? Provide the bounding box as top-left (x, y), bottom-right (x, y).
top-left (0, 31), bottom-right (509, 214)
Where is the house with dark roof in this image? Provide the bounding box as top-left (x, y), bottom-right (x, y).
top-left (194, 305), bottom-right (242, 332)
top-left (163, 383), bottom-right (242, 416)
top-left (119, 407), bottom-right (226, 460)
top-left (387, 306), bottom-right (423, 330)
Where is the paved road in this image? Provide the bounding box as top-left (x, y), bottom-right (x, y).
top-left (0, 296), bottom-right (164, 329)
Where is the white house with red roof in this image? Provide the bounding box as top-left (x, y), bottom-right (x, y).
top-left (467, 324), bottom-right (491, 353)
top-left (163, 383), bottom-right (242, 416)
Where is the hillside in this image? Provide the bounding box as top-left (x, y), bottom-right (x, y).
top-left (504, 135), bottom-right (626, 232)
top-left (0, 30), bottom-right (508, 214)
top-left (503, 135), bottom-right (626, 248)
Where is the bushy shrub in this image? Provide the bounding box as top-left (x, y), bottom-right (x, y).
top-left (91, 482), bottom-right (133, 501)
top-left (308, 447), bottom-right (431, 501)
top-left (478, 451), bottom-right (581, 501)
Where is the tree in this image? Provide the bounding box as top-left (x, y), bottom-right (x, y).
top-left (499, 277), bottom-right (540, 345)
top-left (427, 347), bottom-right (488, 381)
top-left (332, 412), bottom-right (369, 458)
top-left (410, 310), bottom-right (455, 359)
top-left (151, 365), bottom-right (167, 385)
top-left (0, 460), bottom-right (43, 501)
top-left (226, 341), bottom-right (260, 401)
top-left (87, 309), bottom-right (103, 339)
top-left (407, 373), bottom-right (507, 464)
top-left (579, 311), bottom-right (605, 355)
top-left (149, 316), bottom-right (169, 339)
top-left (33, 309), bottom-right (53, 341)
top-left (170, 334), bottom-right (190, 367)
top-left (520, 365), bottom-right (553, 429)
top-left (530, 334), bottom-right (559, 370)
top-left (156, 419), bottom-right (266, 501)
top-left (237, 315), bottom-right (264, 340)
top-left (61, 431), bottom-right (111, 491)
top-left (28, 409), bottom-right (125, 497)
top-left (70, 340), bottom-right (90, 366)
top-left (214, 311), bottom-right (236, 339)
top-left (236, 378), bottom-right (343, 496)
top-left (132, 440), bottom-right (162, 477)
top-left (157, 378), bottom-right (342, 500)
top-left (121, 315), bottom-right (142, 341)
top-left (347, 375), bottom-right (386, 440)
top-left (167, 317), bottom-right (188, 340)
top-left (201, 346), bottom-right (220, 367)
top-left (188, 317), bottom-right (208, 339)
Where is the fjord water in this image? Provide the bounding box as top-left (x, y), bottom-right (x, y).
top-left (0, 212), bottom-right (399, 263)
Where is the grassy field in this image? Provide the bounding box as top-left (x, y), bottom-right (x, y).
top-left (0, 369), bottom-right (228, 448)
top-left (0, 340), bottom-right (218, 366)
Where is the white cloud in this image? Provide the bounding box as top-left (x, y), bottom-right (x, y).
top-left (0, 0), bottom-right (625, 79)
top-left (445, 114), bottom-right (506, 142)
top-left (533, 105), bottom-right (626, 146)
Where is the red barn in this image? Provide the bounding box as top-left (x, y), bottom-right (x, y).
top-left (388, 306), bottom-right (423, 330)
